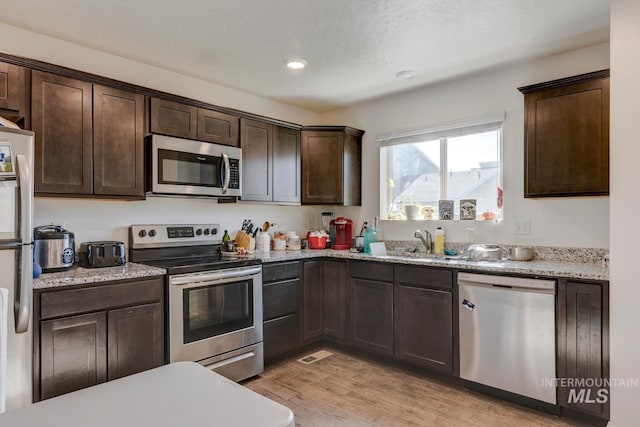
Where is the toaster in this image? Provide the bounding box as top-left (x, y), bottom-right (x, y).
top-left (79, 241), bottom-right (126, 268)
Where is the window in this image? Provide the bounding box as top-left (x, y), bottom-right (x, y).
top-left (379, 113), bottom-right (504, 220)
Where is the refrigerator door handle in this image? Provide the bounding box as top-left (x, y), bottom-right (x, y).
top-left (15, 154), bottom-right (33, 243)
top-left (15, 245), bottom-right (32, 333)
top-left (14, 153), bottom-right (33, 334)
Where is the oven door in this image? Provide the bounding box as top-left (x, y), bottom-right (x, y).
top-left (151, 134), bottom-right (241, 197)
top-left (169, 265), bottom-right (262, 364)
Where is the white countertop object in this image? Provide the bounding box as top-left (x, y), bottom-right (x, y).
top-left (0, 362), bottom-right (294, 427)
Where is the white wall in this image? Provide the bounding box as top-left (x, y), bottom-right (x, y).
top-left (320, 43), bottom-right (610, 248)
top-left (0, 23), bottom-right (323, 243)
top-left (609, 1), bottom-right (640, 425)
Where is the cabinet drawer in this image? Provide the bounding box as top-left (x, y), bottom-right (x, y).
top-left (350, 261), bottom-right (393, 282)
top-left (264, 314), bottom-right (300, 360)
top-left (263, 279), bottom-right (300, 320)
top-left (395, 266), bottom-right (452, 290)
top-left (40, 278), bottom-right (164, 320)
top-left (263, 261), bottom-right (300, 283)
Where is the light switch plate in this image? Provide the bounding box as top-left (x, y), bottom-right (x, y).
top-left (514, 219), bottom-right (531, 235)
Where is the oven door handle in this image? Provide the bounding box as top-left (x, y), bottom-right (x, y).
top-left (170, 266), bottom-right (262, 287)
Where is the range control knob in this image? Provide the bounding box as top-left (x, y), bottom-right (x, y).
top-left (204, 228), bottom-right (210, 235)
top-left (196, 228), bottom-right (203, 236)
top-left (138, 230), bottom-right (147, 238)
top-left (211, 228), bottom-right (218, 235)
top-left (148, 229), bottom-right (157, 237)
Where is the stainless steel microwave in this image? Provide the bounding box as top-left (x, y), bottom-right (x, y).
top-left (149, 134), bottom-right (241, 197)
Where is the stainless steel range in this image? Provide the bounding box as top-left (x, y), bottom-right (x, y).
top-left (129, 223), bottom-right (263, 382)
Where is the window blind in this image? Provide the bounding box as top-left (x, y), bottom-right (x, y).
top-left (377, 112), bottom-right (506, 147)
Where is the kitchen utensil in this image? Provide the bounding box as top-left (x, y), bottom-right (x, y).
top-left (330, 217), bottom-right (353, 250)
top-left (79, 241), bottom-right (126, 268)
top-left (508, 246), bottom-right (534, 261)
top-left (33, 225), bottom-right (75, 272)
top-left (466, 244), bottom-right (507, 261)
top-left (307, 232), bottom-right (328, 249)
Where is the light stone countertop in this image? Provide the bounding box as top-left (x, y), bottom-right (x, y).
top-left (33, 263), bottom-right (167, 289)
top-left (33, 248), bottom-right (608, 291)
top-left (260, 249), bottom-right (609, 281)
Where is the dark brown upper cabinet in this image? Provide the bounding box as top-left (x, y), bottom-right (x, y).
top-left (241, 118), bottom-right (301, 204)
top-left (197, 108), bottom-right (239, 147)
top-left (149, 97), bottom-right (197, 139)
top-left (150, 97), bottom-right (239, 147)
top-left (32, 71), bottom-right (145, 198)
top-left (32, 70), bottom-right (93, 195)
top-left (0, 60), bottom-right (30, 128)
top-left (301, 126), bottom-right (363, 205)
top-left (93, 85), bottom-right (145, 197)
top-left (519, 70), bottom-right (609, 197)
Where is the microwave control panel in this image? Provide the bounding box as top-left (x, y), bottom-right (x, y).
top-left (229, 158), bottom-right (240, 189)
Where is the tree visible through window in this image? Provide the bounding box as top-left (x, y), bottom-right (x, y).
top-left (380, 121), bottom-right (502, 220)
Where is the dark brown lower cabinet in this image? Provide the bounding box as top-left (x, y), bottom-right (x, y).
top-left (350, 278), bottom-right (394, 357)
top-left (302, 260), bottom-right (324, 342)
top-left (394, 266), bottom-right (453, 373)
top-left (262, 261), bottom-right (301, 361)
top-left (40, 312), bottom-right (107, 400)
top-left (557, 279), bottom-right (609, 421)
top-left (34, 277), bottom-right (165, 401)
top-left (263, 314), bottom-right (300, 360)
top-left (394, 285), bottom-right (452, 373)
top-left (323, 260), bottom-right (347, 342)
top-left (107, 303), bottom-right (163, 380)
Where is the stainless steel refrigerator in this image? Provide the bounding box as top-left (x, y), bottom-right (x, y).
top-left (0, 127), bottom-right (34, 412)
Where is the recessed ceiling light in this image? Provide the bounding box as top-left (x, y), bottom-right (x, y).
top-left (285, 59), bottom-right (307, 70)
top-left (395, 70), bottom-right (416, 80)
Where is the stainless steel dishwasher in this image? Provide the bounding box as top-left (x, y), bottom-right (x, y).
top-left (458, 272), bottom-right (556, 404)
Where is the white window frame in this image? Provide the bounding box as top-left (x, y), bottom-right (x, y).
top-left (378, 112), bottom-right (505, 220)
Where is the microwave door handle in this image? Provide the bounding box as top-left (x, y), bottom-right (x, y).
top-left (221, 152), bottom-right (230, 195)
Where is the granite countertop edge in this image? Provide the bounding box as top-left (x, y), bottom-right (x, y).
top-left (33, 263), bottom-right (167, 289)
top-left (260, 249), bottom-right (609, 281)
top-left (34, 250), bottom-right (608, 290)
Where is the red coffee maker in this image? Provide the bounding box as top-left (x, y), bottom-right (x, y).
top-left (330, 217), bottom-right (353, 250)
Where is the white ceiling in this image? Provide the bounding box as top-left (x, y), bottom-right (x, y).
top-left (0, 0), bottom-right (610, 112)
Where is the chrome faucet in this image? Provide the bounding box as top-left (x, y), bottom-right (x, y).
top-left (414, 229), bottom-right (433, 254)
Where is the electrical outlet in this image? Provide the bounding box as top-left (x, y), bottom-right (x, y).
top-left (514, 219), bottom-right (531, 235)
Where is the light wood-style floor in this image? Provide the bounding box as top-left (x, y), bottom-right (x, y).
top-left (245, 347), bottom-right (587, 427)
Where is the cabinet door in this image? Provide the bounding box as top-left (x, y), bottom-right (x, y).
top-left (558, 281), bottom-right (609, 419)
top-left (197, 108), bottom-right (239, 147)
top-left (149, 97), bottom-right (197, 139)
top-left (32, 70), bottom-right (93, 194)
top-left (107, 303), bottom-right (164, 380)
top-left (350, 278), bottom-right (393, 356)
top-left (302, 260), bottom-right (324, 342)
top-left (394, 285), bottom-right (452, 373)
top-left (524, 76), bottom-right (609, 197)
top-left (0, 61), bottom-right (29, 127)
top-left (301, 131), bottom-right (343, 204)
top-left (93, 85), bottom-right (145, 197)
top-left (323, 260), bottom-right (347, 341)
top-left (40, 312), bottom-right (107, 399)
top-left (240, 118), bottom-right (272, 201)
top-left (273, 126), bottom-right (301, 203)
top-left (342, 132), bottom-right (361, 206)
top-left (264, 314), bottom-right (300, 361)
